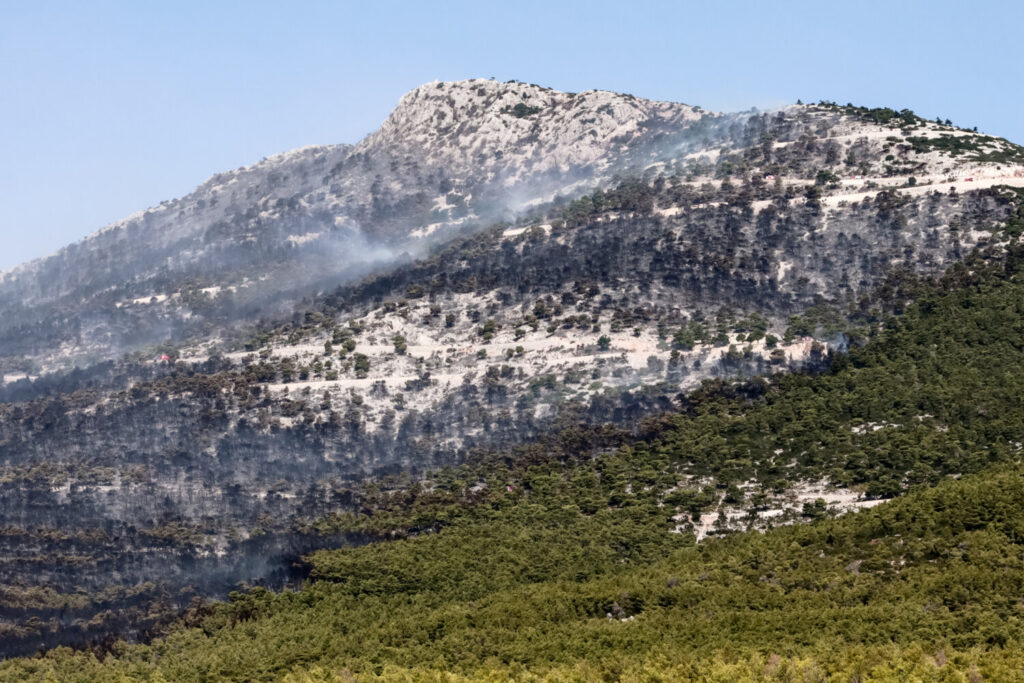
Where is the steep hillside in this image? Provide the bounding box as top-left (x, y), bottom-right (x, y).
top-left (0, 80), bottom-right (709, 370)
top-left (4, 201), bottom-right (1024, 656)
top-left (5, 82), bottom-right (1023, 375)
top-left (3, 80), bottom-right (1024, 661)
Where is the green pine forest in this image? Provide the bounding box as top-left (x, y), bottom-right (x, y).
top-left (5, 194), bottom-right (1024, 681)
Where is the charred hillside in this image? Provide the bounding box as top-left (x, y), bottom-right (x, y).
top-left (2, 79), bottom-right (1024, 657)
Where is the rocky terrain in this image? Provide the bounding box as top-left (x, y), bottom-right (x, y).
top-left (2, 80), bottom-right (1024, 656)
top-left (0, 80), bottom-right (710, 371)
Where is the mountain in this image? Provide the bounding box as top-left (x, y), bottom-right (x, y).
top-left (8, 80), bottom-right (1021, 376)
top-left (0, 79), bottom-right (708, 370)
top-left (2, 79), bottom-right (1024, 661)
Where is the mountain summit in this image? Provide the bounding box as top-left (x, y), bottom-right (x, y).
top-left (0, 80), bottom-right (713, 368)
top-left (361, 78), bottom-right (707, 184)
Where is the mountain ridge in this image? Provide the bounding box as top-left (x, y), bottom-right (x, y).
top-left (0, 79), bottom-right (718, 370)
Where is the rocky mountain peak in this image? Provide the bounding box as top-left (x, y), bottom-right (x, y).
top-left (359, 78), bottom-right (708, 184)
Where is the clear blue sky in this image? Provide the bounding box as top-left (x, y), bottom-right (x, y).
top-left (2, 0), bottom-right (1020, 270)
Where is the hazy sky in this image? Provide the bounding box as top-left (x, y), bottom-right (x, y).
top-left (2, 0), bottom-right (1021, 270)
